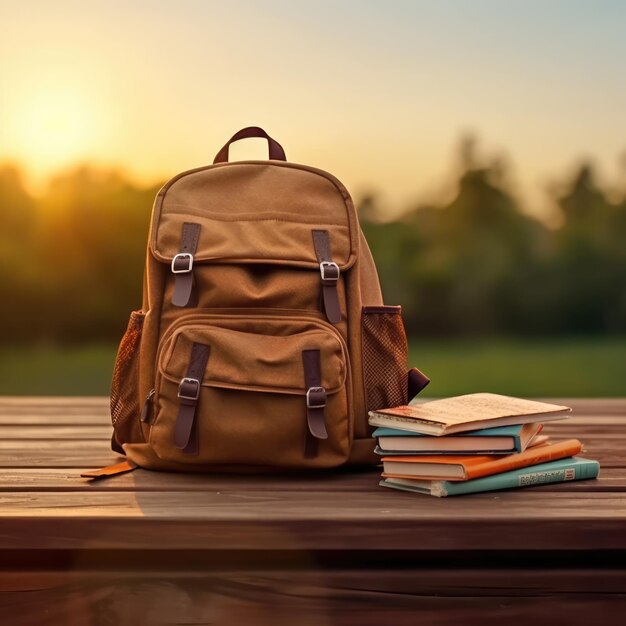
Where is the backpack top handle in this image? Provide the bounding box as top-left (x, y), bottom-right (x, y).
top-left (213, 126), bottom-right (287, 164)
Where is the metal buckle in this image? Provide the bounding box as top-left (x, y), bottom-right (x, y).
top-left (319, 261), bottom-right (339, 283)
top-left (178, 377), bottom-right (200, 401)
top-left (306, 386), bottom-right (326, 409)
top-left (171, 253), bottom-right (194, 274)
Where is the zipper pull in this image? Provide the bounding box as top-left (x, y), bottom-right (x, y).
top-left (140, 388), bottom-right (156, 424)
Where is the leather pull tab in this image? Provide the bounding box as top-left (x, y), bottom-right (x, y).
top-left (172, 222), bottom-right (200, 308)
top-left (312, 229), bottom-right (341, 324)
top-left (407, 367), bottom-right (430, 402)
top-left (140, 389), bottom-right (156, 424)
top-left (302, 348), bottom-right (328, 448)
top-left (81, 460), bottom-right (138, 481)
top-left (174, 342), bottom-right (211, 453)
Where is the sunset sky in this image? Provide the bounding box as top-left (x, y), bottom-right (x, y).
top-left (1, 0), bottom-right (626, 218)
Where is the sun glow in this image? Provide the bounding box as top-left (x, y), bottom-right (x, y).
top-left (5, 82), bottom-right (105, 185)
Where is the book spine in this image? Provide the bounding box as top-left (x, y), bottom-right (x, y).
top-left (443, 458), bottom-right (599, 496)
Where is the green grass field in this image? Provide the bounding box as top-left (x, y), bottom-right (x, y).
top-left (0, 337), bottom-right (623, 397)
top-left (409, 337), bottom-right (625, 397)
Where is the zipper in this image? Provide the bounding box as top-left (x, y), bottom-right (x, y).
top-left (140, 388), bottom-right (156, 424)
top-left (157, 308), bottom-right (346, 360)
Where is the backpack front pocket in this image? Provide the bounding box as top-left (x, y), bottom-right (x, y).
top-left (149, 313), bottom-right (352, 468)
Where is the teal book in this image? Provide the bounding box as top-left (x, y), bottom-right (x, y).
top-left (373, 423), bottom-right (543, 455)
top-left (379, 456), bottom-right (600, 497)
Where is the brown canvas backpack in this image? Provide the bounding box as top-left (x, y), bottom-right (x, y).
top-left (107, 127), bottom-right (429, 473)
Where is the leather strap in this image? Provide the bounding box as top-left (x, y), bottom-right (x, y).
top-left (407, 367), bottom-right (430, 402)
top-left (213, 126), bottom-right (287, 163)
top-left (312, 229), bottom-right (341, 324)
top-left (302, 349), bottom-right (328, 452)
top-left (172, 222), bottom-right (200, 308)
top-left (81, 460), bottom-right (137, 480)
top-left (174, 342), bottom-right (211, 453)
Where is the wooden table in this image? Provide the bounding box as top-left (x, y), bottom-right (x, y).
top-left (1, 397), bottom-right (625, 625)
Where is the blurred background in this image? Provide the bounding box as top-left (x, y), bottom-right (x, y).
top-left (0, 0), bottom-right (624, 396)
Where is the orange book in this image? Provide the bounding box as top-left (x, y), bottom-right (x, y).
top-left (381, 439), bottom-right (582, 481)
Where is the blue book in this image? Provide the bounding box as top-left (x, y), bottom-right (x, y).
top-left (379, 457), bottom-right (600, 497)
top-left (373, 423), bottom-right (543, 455)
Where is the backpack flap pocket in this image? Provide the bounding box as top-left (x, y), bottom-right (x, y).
top-left (150, 164), bottom-right (358, 319)
top-left (150, 163), bottom-right (358, 270)
top-left (150, 315), bottom-right (351, 468)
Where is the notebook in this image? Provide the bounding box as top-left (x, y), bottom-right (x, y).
top-left (374, 423), bottom-right (543, 455)
top-left (368, 393), bottom-right (571, 436)
top-left (380, 457), bottom-right (600, 497)
top-left (381, 439), bottom-right (582, 481)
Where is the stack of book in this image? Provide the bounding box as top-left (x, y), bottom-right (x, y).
top-left (368, 393), bottom-right (600, 497)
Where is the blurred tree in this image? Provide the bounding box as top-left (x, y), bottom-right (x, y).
top-left (362, 139), bottom-right (546, 335)
top-left (35, 167), bottom-right (159, 342)
top-left (0, 165), bottom-right (40, 341)
top-left (550, 164), bottom-right (626, 332)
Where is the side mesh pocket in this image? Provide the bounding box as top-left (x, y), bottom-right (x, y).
top-left (361, 306), bottom-right (408, 412)
top-left (110, 310), bottom-right (145, 446)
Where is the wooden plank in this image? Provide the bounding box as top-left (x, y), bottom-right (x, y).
top-left (0, 413), bottom-right (109, 425)
top-left (1, 569), bottom-right (625, 626)
top-left (1, 568), bottom-right (626, 626)
top-left (0, 398), bottom-right (109, 413)
top-left (0, 440), bottom-right (626, 469)
top-left (0, 468), bottom-right (386, 492)
top-left (0, 439), bottom-right (620, 468)
top-left (0, 466), bottom-right (621, 493)
top-left (550, 398), bottom-right (626, 415)
top-left (550, 415), bottom-right (626, 424)
top-left (0, 445), bottom-right (619, 469)
top-left (0, 426), bottom-right (111, 440)
top-left (0, 396), bottom-right (109, 405)
top-left (0, 468), bottom-right (383, 492)
top-left (0, 404), bottom-right (109, 414)
top-left (5, 567), bottom-right (626, 594)
top-left (568, 445), bottom-right (626, 467)
top-left (1, 491), bottom-right (626, 550)
top-left (0, 448), bottom-right (619, 469)
top-left (544, 426), bottom-right (626, 436)
top-left (5, 489), bottom-right (626, 520)
top-left (0, 441), bottom-right (120, 468)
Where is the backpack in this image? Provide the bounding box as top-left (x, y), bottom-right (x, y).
top-left (104, 127), bottom-right (429, 474)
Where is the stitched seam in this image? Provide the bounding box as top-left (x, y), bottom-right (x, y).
top-left (165, 205), bottom-right (349, 226)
